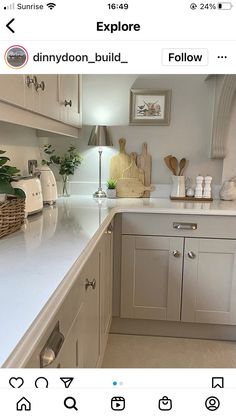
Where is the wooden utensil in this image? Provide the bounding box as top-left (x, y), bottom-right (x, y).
top-left (109, 138), bottom-right (130, 181)
top-left (137, 142), bottom-right (152, 197)
top-left (170, 156), bottom-right (178, 176)
top-left (116, 178), bottom-right (153, 198)
top-left (164, 155), bottom-right (175, 174)
top-left (179, 158), bottom-right (187, 175)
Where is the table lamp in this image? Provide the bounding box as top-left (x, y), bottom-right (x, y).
top-left (88, 125), bottom-right (113, 198)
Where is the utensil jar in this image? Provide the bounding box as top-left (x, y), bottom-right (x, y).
top-left (170, 176), bottom-right (185, 197)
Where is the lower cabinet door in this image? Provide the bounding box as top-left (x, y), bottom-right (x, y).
top-left (100, 228), bottom-right (113, 358)
top-left (121, 235), bottom-right (184, 321)
top-left (82, 249), bottom-right (100, 368)
top-left (182, 238), bottom-right (236, 325)
top-left (54, 303), bottom-right (85, 368)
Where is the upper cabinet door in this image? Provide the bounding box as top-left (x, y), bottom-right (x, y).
top-left (182, 238), bottom-right (236, 325)
top-left (0, 75), bottom-right (25, 107)
top-left (58, 75), bottom-right (82, 127)
top-left (25, 74), bottom-right (60, 121)
top-left (121, 235), bottom-right (184, 321)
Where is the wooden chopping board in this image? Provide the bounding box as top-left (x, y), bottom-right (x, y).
top-left (109, 138), bottom-right (130, 181)
top-left (137, 142), bottom-right (152, 197)
top-left (116, 178), bottom-right (152, 198)
top-left (122, 152), bottom-right (144, 183)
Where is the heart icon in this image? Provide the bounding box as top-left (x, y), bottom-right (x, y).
top-left (9, 377), bottom-right (24, 388)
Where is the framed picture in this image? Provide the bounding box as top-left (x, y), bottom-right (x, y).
top-left (129, 89), bottom-right (171, 125)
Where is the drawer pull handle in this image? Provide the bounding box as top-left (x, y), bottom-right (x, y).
top-left (173, 222), bottom-right (197, 230)
top-left (85, 278), bottom-right (96, 290)
top-left (40, 323), bottom-right (64, 368)
top-left (106, 224), bottom-right (113, 234)
top-left (173, 250), bottom-right (181, 258)
top-left (35, 80), bottom-right (45, 92)
top-left (188, 251), bottom-right (196, 259)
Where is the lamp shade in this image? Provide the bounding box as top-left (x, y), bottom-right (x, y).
top-left (88, 125), bottom-right (113, 147)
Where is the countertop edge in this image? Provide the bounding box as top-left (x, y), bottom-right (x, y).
top-left (3, 202), bottom-right (236, 367)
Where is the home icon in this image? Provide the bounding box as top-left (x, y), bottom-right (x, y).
top-left (16, 397), bottom-right (31, 411)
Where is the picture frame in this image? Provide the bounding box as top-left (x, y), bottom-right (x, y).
top-left (129, 89), bottom-right (171, 125)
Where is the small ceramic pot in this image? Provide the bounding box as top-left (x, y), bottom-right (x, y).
top-left (170, 176), bottom-right (185, 197)
top-left (106, 188), bottom-right (116, 199)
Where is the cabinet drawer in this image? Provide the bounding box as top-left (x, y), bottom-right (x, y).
top-left (122, 213), bottom-right (236, 239)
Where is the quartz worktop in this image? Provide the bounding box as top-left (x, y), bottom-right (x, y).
top-left (1, 196), bottom-right (236, 367)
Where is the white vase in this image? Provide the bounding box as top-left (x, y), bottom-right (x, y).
top-left (106, 188), bottom-right (116, 199)
top-left (170, 176), bottom-right (185, 197)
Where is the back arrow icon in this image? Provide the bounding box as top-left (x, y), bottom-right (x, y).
top-left (6, 18), bottom-right (15, 33)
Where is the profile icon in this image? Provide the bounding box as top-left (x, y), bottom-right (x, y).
top-left (205, 396), bottom-right (220, 411)
top-left (5, 45), bottom-right (28, 69)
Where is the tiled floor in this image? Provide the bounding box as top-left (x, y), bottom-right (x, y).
top-left (102, 334), bottom-right (236, 368)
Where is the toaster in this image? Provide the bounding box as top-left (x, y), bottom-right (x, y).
top-left (11, 176), bottom-right (43, 217)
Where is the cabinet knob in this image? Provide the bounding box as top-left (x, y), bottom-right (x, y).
top-left (26, 75), bottom-right (37, 88)
top-left (188, 251), bottom-right (196, 259)
top-left (64, 99), bottom-right (72, 107)
top-left (35, 80), bottom-right (45, 92)
top-left (106, 224), bottom-right (113, 234)
top-left (173, 250), bottom-right (181, 258)
top-left (85, 278), bottom-right (96, 290)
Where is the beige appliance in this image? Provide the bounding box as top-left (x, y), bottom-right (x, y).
top-left (11, 176), bottom-right (43, 217)
top-left (38, 165), bottom-right (58, 205)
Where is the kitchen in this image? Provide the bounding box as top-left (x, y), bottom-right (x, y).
top-left (1, 74), bottom-right (236, 368)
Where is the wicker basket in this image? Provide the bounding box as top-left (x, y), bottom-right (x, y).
top-left (0, 197), bottom-right (25, 239)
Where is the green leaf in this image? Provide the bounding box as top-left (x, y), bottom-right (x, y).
top-left (0, 150), bottom-right (6, 155)
top-left (13, 188), bottom-right (26, 198)
top-left (0, 182), bottom-right (16, 195)
top-left (0, 157), bottom-right (10, 166)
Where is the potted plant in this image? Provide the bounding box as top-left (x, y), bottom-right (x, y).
top-left (106, 178), bottom-right (117, 198)
top-left (0, 150), bottom-right (25, 199)
top-left (42, 144), bottom-right (82, 197)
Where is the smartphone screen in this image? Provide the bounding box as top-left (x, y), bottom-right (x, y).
top-left (0, 0), bottom-right (236, 417)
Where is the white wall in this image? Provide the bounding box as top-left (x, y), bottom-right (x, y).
top-left (51, 75), bottom-right (223, 186)
top-left (0, 122), bottom-right (41, 177)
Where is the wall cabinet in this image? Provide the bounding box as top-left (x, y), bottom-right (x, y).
top-left (121, 214), bottom-right (236, 326)
top-left (0, 74), bottom-right (82, 134)
top-left (0, 75), bottom-right (25, 108)
top-left (59, 75), bottom-right (82, 127)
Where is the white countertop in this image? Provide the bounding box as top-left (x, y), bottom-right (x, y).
top-left (1, 196), bottom-right (236, 367)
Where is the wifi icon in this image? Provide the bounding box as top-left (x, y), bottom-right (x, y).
top-left (46, 2), bottom-right (56, 9)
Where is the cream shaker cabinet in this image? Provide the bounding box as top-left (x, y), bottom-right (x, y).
top-left (0, 74), bottom-right (82, 130)
top-left (182, 238), bottom-right (236, 325)
top-left (25, 224), bottom-right (113, 368)
top-left (121, 235), bottom-right (183, 321)
top-left (58, 75), bottom-right (82, 127)
top-left (99, 224), bottom-right (113, 358)
top-left (0, 75), bottom-right (25, 107)
top-left (121, 213), bottom-right (236, 326)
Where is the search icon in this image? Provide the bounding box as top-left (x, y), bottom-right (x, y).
top-left (64, 397), bottom-right (78, 411)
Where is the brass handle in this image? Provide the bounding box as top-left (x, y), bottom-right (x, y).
top-left (40, 323), bottom-right (64, 368)
top-left (85, 278), bottom-right (96, 290)
top-left (64, 99), bottom-right (72, 107)
top-left (188, 251), bottom-right (196, 259)
top-left (173, 222), bottom-right (197, 230)
top-left (173, 250), bottom-right (181, 258)
top-left (35, 80), bottom-right (45, 92)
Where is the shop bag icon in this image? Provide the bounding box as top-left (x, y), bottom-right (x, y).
top-left (158, 396), bottom-right (172, 411)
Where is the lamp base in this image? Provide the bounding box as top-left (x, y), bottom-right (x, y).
top-left (93, 189), bottom-right (106, 198)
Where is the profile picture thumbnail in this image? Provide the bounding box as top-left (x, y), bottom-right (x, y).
top-left (5, 45), bottom-right (29, 69)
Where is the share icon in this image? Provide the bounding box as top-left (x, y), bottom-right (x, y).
top-left (60, 377), bottom-right (74, 388)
